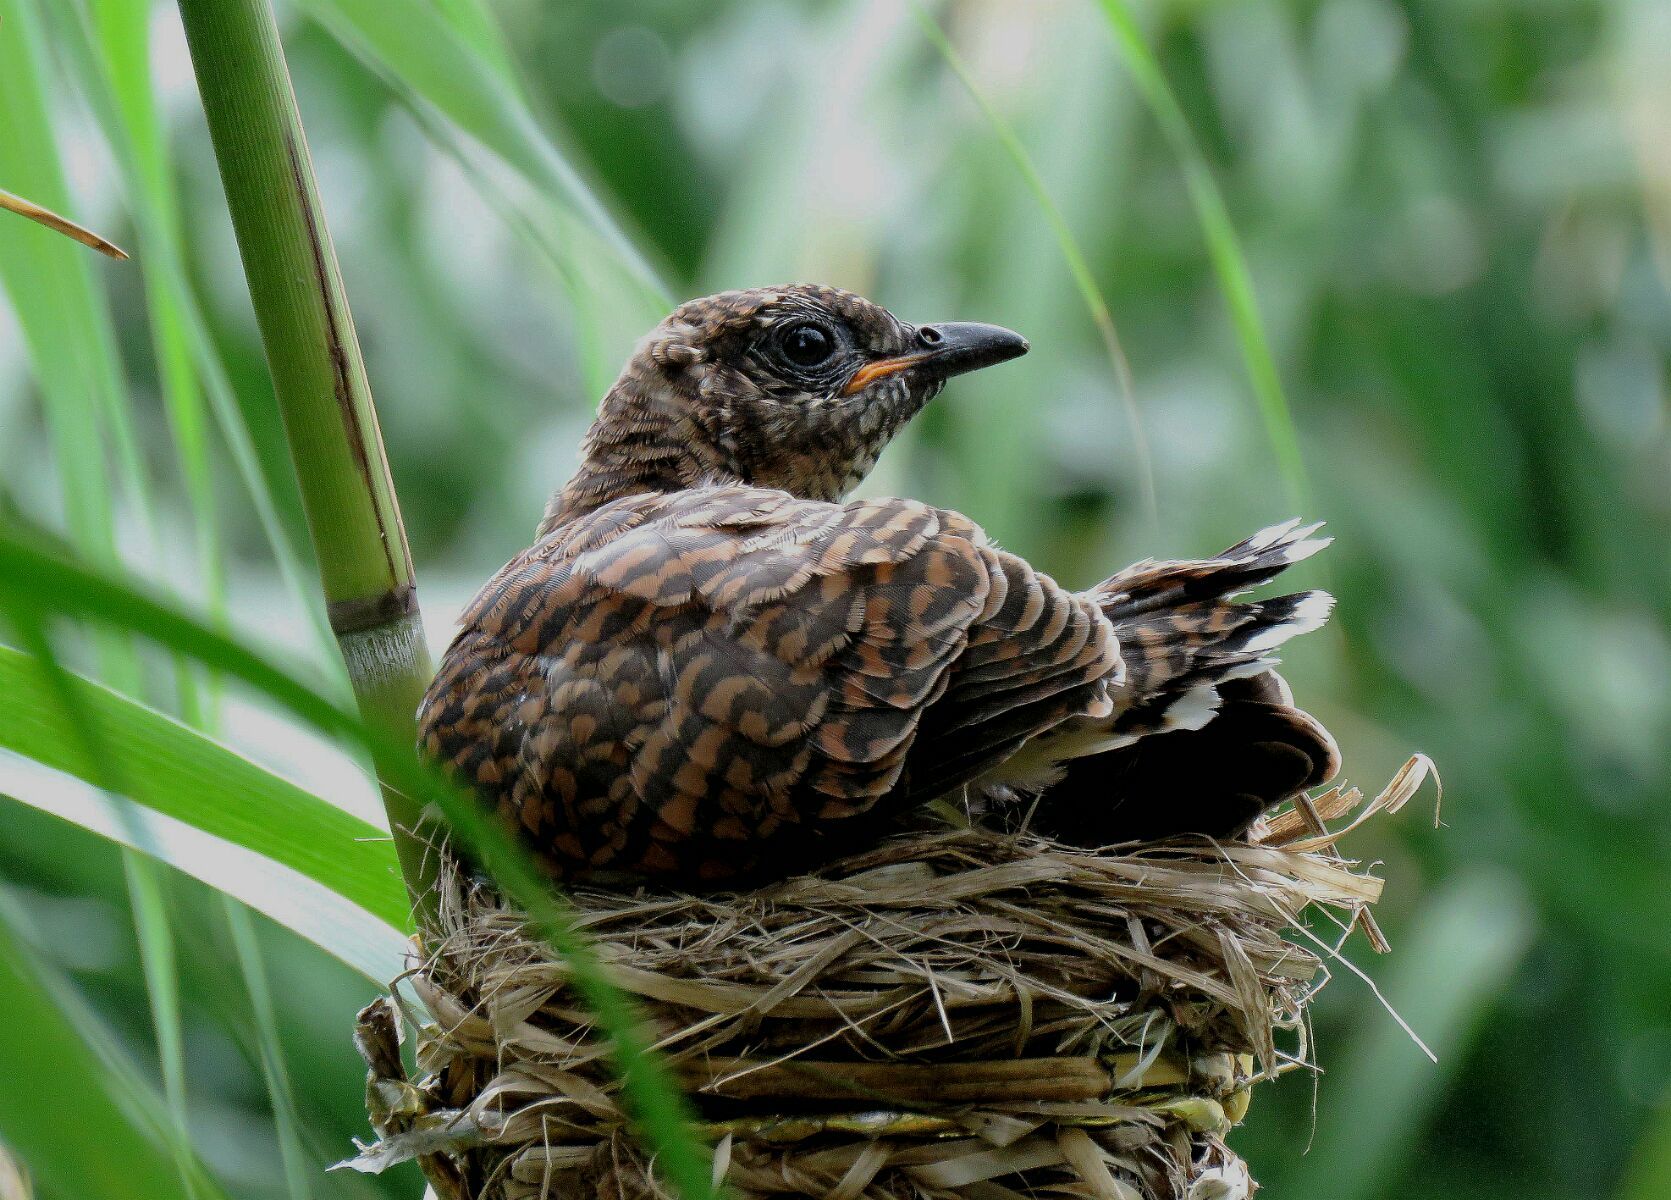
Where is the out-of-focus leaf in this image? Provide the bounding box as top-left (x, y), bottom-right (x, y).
top-left (1620, 1085), bottom-right (1671, 1200)
top-left (913, 5), bottom-right (1157, 526)
top-left (424, 0), bottom-right (519, 83)
top-left (1090, 0), bottom-right (1311, 512)
top-left (0, 766), bottom-right (406, 984)
top-left (0, 895), bottom-right (230, 1200)
top-left (62, 0), bottom-right (333, 657)
top-left (0, 532), bottom-right (716, 1199)
top-left (122, 854), bottom-right (197, 1192)
top-left (0, 644), bottom-right (408, 932)
top-left (1279, 871), bottom-right (1534, 1198)
top-left (44, 11), bottom-right (341, 1193)
top-left (297, 0), bottom-right (670, 382)
top-left (6, 616), bottom-right (206, 1200)
top-left (71, 7), bottom-right (329, 1182)
top-left (0, 10), bottom-right (205, 1193)
top-left (0, 0), bottom-right (148, 556)
top-left (222, 896), bottom-right (317, 1200)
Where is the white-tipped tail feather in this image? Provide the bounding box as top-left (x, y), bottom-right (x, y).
top-left (982, 520), bottom-right (1337, 797)
top-left (1242, 589), bottom-right (1335, 653)
top-left (1005, 520), bottom-right (1343, 845)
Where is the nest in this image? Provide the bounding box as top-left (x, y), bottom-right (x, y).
top-left (347, 758), bottom-right (1432, 1199)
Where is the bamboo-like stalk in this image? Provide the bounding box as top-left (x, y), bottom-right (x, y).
top-left (174, 0), bottom-right (436, 917)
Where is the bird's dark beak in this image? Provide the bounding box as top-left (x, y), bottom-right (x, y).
top-left (843, 321), bottom-right (1029, 395)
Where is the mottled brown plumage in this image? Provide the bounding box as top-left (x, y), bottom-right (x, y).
top-left (420, 284), bottom-right (1339, 884)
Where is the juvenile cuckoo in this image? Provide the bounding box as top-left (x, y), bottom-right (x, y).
top-left (420, 285), bottom-right (1339, 884)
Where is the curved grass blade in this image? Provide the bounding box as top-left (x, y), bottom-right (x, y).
top-left (0, 0), bottom-right (151, 547)
top-left (913, 4), bottom-right (1159, 526)
top-left (298, 0), bottom-right (670, 312)
top-left (0, 520), bottom-right (399, 988)
top-left (0, 643), bottom-right (408, 929)
top-left (0, 532), bottom-right (718, 1200)
top-left (3, 614), bottom-right (204, 1200)
top-left (13, 579), bottom-right (324, 1199)
top-left (1, 768), bottom-right (407, 983)
top-left (0, 894), bottom-right (231, 1200)
top-left (61, 8), bottom-right (325, 1188)
top-left (223, 898), bottom-right (313, 1200)
top-left (1089, 0), bottom-right (1312, 512)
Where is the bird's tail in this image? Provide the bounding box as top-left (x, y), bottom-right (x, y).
top-left (1024, 519), bottom-right (1341, 845)
top-left (1092, 518), bottom-right (1334, 742)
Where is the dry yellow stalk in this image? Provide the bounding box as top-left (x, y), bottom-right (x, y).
top-left (0, 187), bottom-right (128, 260)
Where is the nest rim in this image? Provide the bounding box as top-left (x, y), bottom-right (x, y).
top-left (350, 757), bottom-right (1435, 1200)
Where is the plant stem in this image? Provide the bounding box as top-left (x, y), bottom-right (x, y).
top-left (0, 186), bottom-right (128, 258)
top-left (175, 0), bottom-right (437, 920)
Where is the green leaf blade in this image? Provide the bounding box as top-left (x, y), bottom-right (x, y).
top-left (0, 897), bottom-right (233, 1200)
top-left (1090, 0), bottom-right (1312, 513)
top-left (0, 644), bottom-right (409, 931)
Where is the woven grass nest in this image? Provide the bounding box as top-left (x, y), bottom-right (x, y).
top-left (349, 757), bottom-right (1433, 1200)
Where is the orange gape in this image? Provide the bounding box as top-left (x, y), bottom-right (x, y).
top-left (419, 285), bottom-right (1338, 886)
top-left (840, 352), bottom-right (930, 394)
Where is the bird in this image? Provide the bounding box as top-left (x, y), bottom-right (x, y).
top-left (419, 284), bottom-right (1339, 886)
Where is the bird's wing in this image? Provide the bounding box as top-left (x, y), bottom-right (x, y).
top-left (899, 546), bottom-right (1121, 803)
top-left (1022, 520), bottom-right (1341, 845)
top-left (419, 487), bottom-right (1118, 881)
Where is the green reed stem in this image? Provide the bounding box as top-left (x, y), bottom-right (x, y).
top-left (175, 0), bottom-right (437, 918)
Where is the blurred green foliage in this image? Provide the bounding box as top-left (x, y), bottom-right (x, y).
top-left (1, 1), bottom-right (1667, 1198)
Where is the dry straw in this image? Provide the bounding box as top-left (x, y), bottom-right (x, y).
top-left (348, 757), bottom-right (1434, 1199)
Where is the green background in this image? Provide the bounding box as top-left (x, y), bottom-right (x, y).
top-left (1, 2), bottom-right (1667, 1198)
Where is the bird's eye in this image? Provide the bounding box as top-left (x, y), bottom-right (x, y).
top-left (779, 322), bottom-right (834, 368)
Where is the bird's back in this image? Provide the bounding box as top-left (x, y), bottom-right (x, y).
top-left (420, 484), bottom-right (1118, 883)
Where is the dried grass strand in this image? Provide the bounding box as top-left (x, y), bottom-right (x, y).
top-left (346, 759), bottom-right (1431, 1199)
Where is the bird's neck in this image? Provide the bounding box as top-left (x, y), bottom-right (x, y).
top-left (535, 372), bottom-right (899, 539)
top-left (537, 383), bottom-right (734, 537)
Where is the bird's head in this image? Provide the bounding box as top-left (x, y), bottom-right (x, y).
top-left (570, 284), bottom-right (1029, 511)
